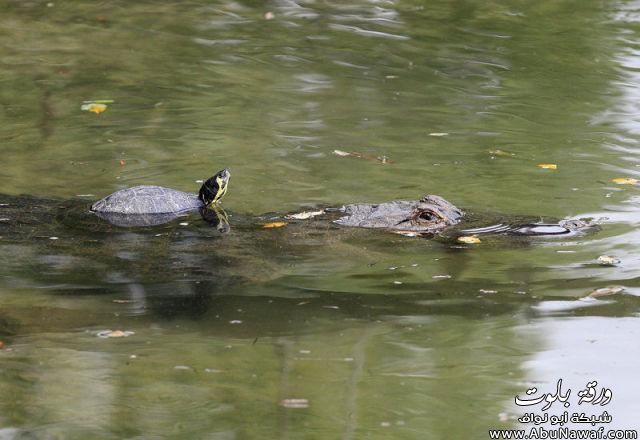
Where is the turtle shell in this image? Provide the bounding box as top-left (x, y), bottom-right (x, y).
top-left (91, 186), bottom-right (203, 214)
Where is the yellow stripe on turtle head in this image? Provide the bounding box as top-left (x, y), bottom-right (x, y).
top-left (212, 175), bottom-right (228, 204)
top-left (199, 168), bottom-right (231, 207)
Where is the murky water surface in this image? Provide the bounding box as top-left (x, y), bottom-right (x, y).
top-left (2, 0), bottom-right (640, 438)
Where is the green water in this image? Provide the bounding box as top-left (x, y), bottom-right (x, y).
top-left (2, 0), bottom-right (640, 438)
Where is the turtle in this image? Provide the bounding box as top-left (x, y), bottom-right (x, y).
top-left (90, 168), bottom-right (230, 227)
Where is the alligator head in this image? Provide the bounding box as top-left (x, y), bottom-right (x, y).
top-left (334, 195), bottom-right (464, 235)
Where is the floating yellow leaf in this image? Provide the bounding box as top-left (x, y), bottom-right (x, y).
top-left (537, 163), bottom-right (557, 170)
top-left (262, 221), bottom-right (288, 229)
top-left (612, 177), bottom-right (639, 185)
top-left (457, 235), bottom-right (481, 244)
top-left (81, 102), bottom-right (107, 114)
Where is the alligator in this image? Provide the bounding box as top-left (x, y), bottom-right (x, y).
top-left (287, 195), bottom-right (591, 238)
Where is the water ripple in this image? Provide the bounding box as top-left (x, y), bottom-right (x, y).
top-left (328, 23), bottom-right (409, 40)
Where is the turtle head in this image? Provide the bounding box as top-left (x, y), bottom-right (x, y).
top-left (199, 168), bottom-right (231, 207)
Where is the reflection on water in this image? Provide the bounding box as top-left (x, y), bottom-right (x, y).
top-left (1, 0), bottom-right (640, 438)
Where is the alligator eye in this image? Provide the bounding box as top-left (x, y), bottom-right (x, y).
top-left (418, 211), bottom-right (437, 222)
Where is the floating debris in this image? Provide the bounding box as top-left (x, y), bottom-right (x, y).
top-left (179, 222), bottom-right (189, 226)
top-left (49, 236), bottom-right (59, 240)
top-left (264, 11), bottom-right (275, 20)
top-left (432, 274), bottom-right (452, 279)
top-left (119, 159), bottom-right (126, 167)
top-left (611, 177), bottom-right (639, 185)
top-left (393, 281), bottom-right (403, 285)
top-left (333, 149), bottom-right (394, 164)
top-left (280, 398), bottom-right (309, 409)
top-left (489, 149), bottom-right (516, 157)
top-left (174, 365), bottom-right (194, 371)
top-left (0, 340), bottom-right (4, 349)
top-left (428, 132), bottom-right (449, 137)
top-left (112, 299), bottom-right (134, 304)
top-left (97, 329), bottom-right (135, 338)
top-left (457, 235), bottom-right (481, 244)
top-left (262, 221), bottom-right (288, 228)
top-left (229, 320), bottom-right (243, 325)
top-left (597, 255), bottom-right (620, 266)
top-left (586, 285), bottom-right (625, 299)
top-left (537, 163), bottom-right (558, 170)
top-left (479, 289), bottom-right (498, 294)
top-left (393, 231), bottom-right (420, 237)
top-left (285, 210), bottom-right (324, 220)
